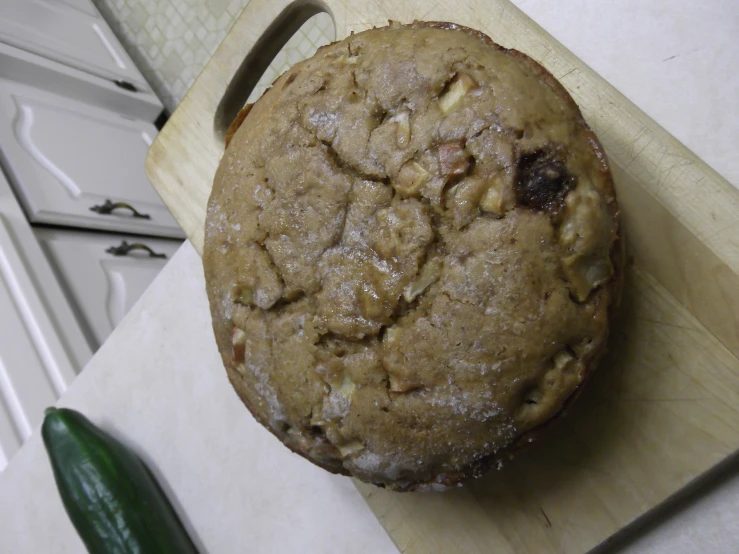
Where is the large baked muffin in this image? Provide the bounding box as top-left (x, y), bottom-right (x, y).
top-left (204, 21), bottom-right (622, 491)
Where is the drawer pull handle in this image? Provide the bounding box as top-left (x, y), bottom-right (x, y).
top-left (106, 241), bottom-right (166, 259)
top-left (90, 200), bottom-right (151, 219)
top-left (113, 79), bottom-right (138, 92)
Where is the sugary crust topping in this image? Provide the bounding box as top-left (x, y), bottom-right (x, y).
top-left (204, 22), bottom-right (621, 490)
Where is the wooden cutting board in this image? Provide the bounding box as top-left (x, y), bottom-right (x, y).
top-left (145, 0), bottom-right (739, 552)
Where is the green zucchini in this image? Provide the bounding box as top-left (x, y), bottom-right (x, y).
top-left (42, 407), bottom-right (198, 554)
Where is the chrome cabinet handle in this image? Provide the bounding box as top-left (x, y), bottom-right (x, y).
top-left (90, 199), bottom-right (151, 219)
top-left (105, 241), bottom-right (166, 259)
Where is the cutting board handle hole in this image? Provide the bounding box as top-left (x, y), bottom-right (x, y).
top-left (214, 1), bottom-right (334, 142)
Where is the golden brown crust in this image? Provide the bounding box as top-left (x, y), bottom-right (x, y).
top-left (224, 103), bottom-right (253, 148)
top-left (207, 22), bottom-right (623, 491)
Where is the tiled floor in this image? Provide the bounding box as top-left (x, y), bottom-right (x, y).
top-left (94, 0), bottom-right (335, 112)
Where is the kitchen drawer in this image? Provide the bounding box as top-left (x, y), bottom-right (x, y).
top-left (0, 77), bottom-right (184, 238)
top-left (36, 228), bottom-right (182, 351)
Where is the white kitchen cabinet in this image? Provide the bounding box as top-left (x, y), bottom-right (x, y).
top-left (0, 169), bottom-right (92, 472)
top-left (36, 229), bottom-right (182, 351)
top-left (0, 0), bottom-right (180, 473)
top-left (0, 0), bottom-right (151, 93)
top-left (0, 219), bottom-right (58, 470)
top-left (0, 77), bottom-right (184, 238)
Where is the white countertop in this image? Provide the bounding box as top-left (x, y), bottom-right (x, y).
top-left (1, 1), bottom-right (737, 553)
top-left (515, 0), bottom-right (738, 186)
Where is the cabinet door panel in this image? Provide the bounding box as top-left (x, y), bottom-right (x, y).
top-left (0, 79), bottom-right (183, 238)
top-left (37, 229), bottom-right (181, 350)
top-left (0, 217), bottom-right (69, 471)
top-left (0, 0), bottom-right (150, 91)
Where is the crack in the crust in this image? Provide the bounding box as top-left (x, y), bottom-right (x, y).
top-left (438, 72), bottom-right (456, 97)
top-left (438, 289), bottom-right (485, 310)
top-left (436, 56), bottom-right (473, 98)
top-left (468, 123), bottom-right (495, 142)
top-left (335, 192), bottom-right (350, 246)
top-left (315, 330), bottom-right (377, 350)
top-left (564, 345), bottom-right (579, 360)
top-left (320, 139), bottom-right (389, 185)
top-left (378, 358), bottom-right (393, 401)
top-left (270, 291), bottom-right (306, 311)
top-left (439, 150), bottom-right (479, 222)
top-left (257, 233), bottom-right (311, 310)
top-left (392, 240), bottom-right (443, 322)
top-left (260, 237), bottom-right (282, 281)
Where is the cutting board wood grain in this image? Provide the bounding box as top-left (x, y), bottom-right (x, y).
top-left (145, 1), bottom-right (739, 552)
